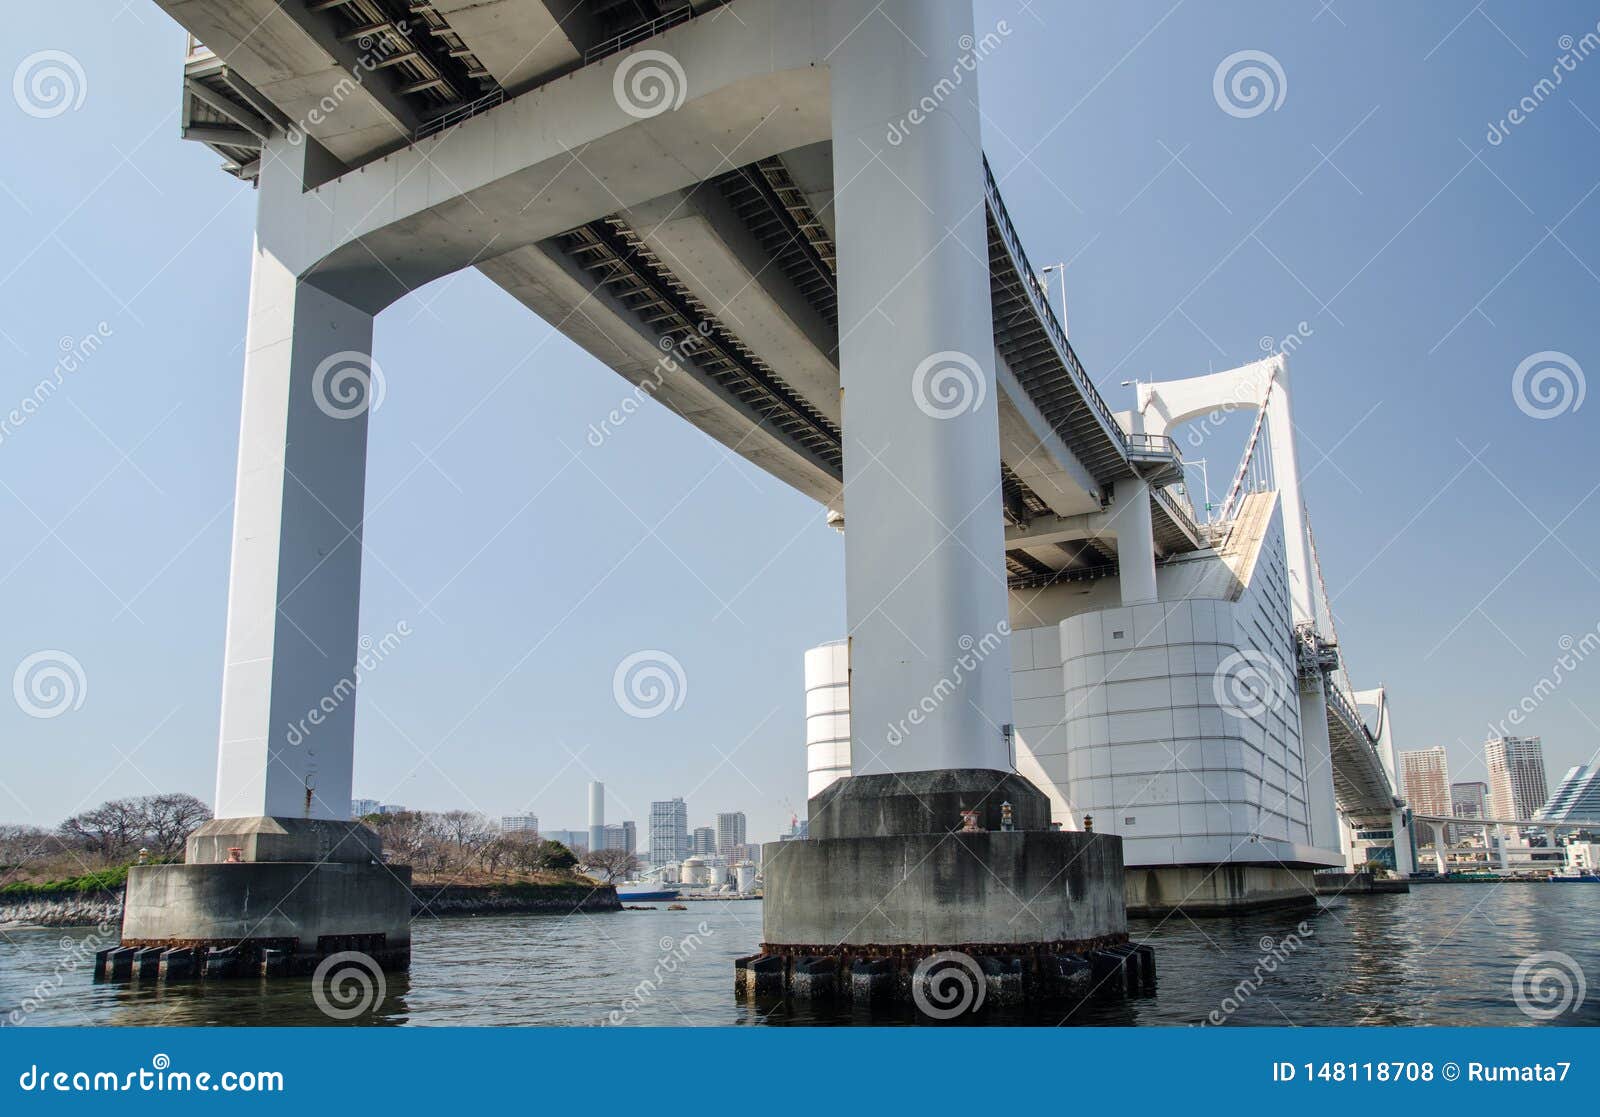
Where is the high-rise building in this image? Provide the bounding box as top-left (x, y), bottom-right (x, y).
top-left (588, 781), bottom-right (605, 858)
top-left (1450, 781), bottom-right (1488, 844)
top-left (501, 814), bottom-right (540, 835)
top-left (351, 798), bottom-right (382, 819)
top-left (1486, 736), bottom-right (1549, 821)
top-left (1400, 747), bottom-right (1451, 843)
top-left (1537, 764), bottom-right (1600, 824)
top-left (600, 821), bottom-right (637, 855)
top-left (649, 798), bottom-right (689, 867)
top-left (716, 811), bottom-right (747, 856)
top-left (691, 826), bottom-right (716, 856)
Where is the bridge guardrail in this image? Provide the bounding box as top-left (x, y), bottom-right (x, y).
top-left (982, 157), bottom-right (1129, 456)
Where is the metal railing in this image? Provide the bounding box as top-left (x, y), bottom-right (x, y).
top-left (415, 88), bottom-right (505, 141)
top-left (410, 5), bottom-right (697, 142)
top-left (982, 157), bottom-right (1128, 455)
top-left (584, 5), bottom-right (695, 63)
top-left (1125, 432), bottom-right (1178, 459)
top-left (1151, 483), bottom-right (1202, 542)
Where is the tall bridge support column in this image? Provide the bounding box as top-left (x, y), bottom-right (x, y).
top-left (1390, 808), bottom-right (1415, 878)
top-left (759, 2), bottom-right (1133, 1001)
top-left (828, 0), bottom-right (1012, 776)
top-left (1111, 478), bottom-right (1157, 606)
top-left (1425, 821), bottom-right (1449, 875)
top-left (119, 134), bottom-right (410, 974)
top-left (1298, 678), bottom-right (1342, 854)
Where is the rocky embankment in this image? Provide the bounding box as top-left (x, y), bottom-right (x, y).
top-left (411, 881), bottom-right (621, 917)
top-left (0, 881), bottom-right (619, 929)
top-left (0, 890), bottom-right (123, 929)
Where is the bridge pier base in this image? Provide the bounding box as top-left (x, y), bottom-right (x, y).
top-left (117, 817), bottom-right (412, 978)
top-left (754, 771), bottom-right (1143, 1012)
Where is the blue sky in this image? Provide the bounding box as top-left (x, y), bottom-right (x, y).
top-left (1, 1), bottom-right (1596, 841)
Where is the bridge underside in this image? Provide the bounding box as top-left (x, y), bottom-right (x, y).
top-left (170, 1), bottom-right (1202, 593)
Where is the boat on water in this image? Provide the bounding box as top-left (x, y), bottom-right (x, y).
top-left (616, 883), bottom-right (682, 902)
top-left (1548, 870), bottom-right (1600, 882)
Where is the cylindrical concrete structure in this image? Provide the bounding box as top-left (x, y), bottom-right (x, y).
top-left (804, 641), bottom-right (852, 800)
top-left (588, 780), bottom-right (604, 854)
top-left (828, 0), bottom-right (1012, 775)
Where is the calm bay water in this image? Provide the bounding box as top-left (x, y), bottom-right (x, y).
top-left (3, 886), bottom-right (1596, 1026)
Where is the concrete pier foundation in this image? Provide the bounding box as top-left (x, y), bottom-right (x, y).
top-left (748, 770), bottom-right (1148, 1012)
top-left (113, 817), bottom-right (411, 980)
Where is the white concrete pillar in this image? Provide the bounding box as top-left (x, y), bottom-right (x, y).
top-left (1389, 808), bottom-right (1415, 878)
top-left (213, 136), bottom-right (376, 821)
top-left (1297, 679), bottom-right (1342, 854)
top-left (1427, 821), bottom-right (1449, 875)
top-left (828, 1), bottom-right (1012, 775)
top-left (1495, 824), bottom-right (1511, 869)
top-left (1110, 478), bottom-right (1157, 606)
top-left (1263, 362), bottom-right (1315, 626)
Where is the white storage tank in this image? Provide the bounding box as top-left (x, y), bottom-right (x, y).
top-left (805, 640), bottom-right (852, 800)
top-left (680, 856), bottom-right (709, 886)
top-left (735, 860), bottom-right (758, 894)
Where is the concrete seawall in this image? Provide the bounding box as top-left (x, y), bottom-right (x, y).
top-left (2, 882), bottom-right (620, 929)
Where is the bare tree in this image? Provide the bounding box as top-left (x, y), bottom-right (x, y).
top-left (141, 794), bottom-right (212, 857)
top-left (581, 848), bottom-right (640, 883)
top-left (57, 794), bottom-right (212, 861)
top-left (60, 799), bottom-right (143, 859)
